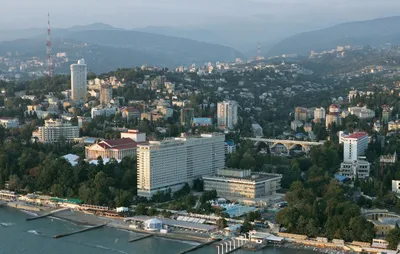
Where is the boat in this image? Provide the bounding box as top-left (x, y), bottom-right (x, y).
top-left (209, 232), bottom-right (225, 240)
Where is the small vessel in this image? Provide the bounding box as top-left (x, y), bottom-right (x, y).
top-left (209, 232), bottom-right (225, 240)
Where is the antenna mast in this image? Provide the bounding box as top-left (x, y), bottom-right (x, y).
top-left (46, 13), bottom-right (54, 77)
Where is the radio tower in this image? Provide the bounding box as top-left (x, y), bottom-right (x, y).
top-left (46, 13), bottom-right (54, 77)
top-left (257, 42), bottom-right (261, 60)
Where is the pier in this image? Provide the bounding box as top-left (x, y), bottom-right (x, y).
top-left (225, 246), bottom-right (242, 254)
top-left (179, 239), bottom-right (221, 254)
top-left (128, 234), bottom-right (153, 242)
top-left (26, 208), bottom-right (69, 221)
top-left (54, 223), bottom-right (107, 239)
top-left (217, 238), bottom-right (249, 254)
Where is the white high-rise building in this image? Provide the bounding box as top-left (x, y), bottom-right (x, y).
top-left (137, 133), bottom-right (225, 198)
top-left (339, 132), bottom-right (370, 179)
top-left (342, 132), bottom-right (368, 162)
top-left (70, 59), bottom-right (87, 103)
top-left (217, 101), bottom-right (238, 129)
top-left (314, 107), bottom-right (326, 120)
top-left (35, 119), bottom-right (79, 143)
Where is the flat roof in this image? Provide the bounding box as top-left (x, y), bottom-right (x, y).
top-left (346, 132), bottom-right (367, 139)
top-left (204, 173), bottom-right (281, 183)
top-left (125, 216), bottom-right (216, 231)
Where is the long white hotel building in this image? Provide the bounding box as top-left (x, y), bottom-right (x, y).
top-left (137, 133), bottom-right (225, 198)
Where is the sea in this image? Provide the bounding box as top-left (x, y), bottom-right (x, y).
top-left (0, 207), bottom-right (315, 254)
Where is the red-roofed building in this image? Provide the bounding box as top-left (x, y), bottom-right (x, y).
top-left (85, 138), bottom-right (141, 161)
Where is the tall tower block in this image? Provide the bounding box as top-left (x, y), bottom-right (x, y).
top-left (46, 13), bottom-right (54, 77)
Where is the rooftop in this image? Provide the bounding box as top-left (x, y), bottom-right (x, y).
top-left (97, 138), bottom-right (142, 150)
top-left (345, 132), bottom-right (367, 139)
top-left (204, 172), bottom-right (281, 183)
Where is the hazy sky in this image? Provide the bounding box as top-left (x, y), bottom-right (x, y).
top-left (1, 0), bottom-right (399, 29)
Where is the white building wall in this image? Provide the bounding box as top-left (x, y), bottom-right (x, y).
top-left (71, 59), bottom-right (87, 103)
top-left (217, 101), bottom-right (238, 130)
top-left (137, 133), bottom-right (225, 198)
top-left (392, 180), bottom-right (400, 194)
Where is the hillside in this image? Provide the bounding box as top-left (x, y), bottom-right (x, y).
top-left (268, 16), bottom-right (400, 56)
top-left (0, 29), bottom-right (243, 73)
top-left (61, 30), bottom-right (243, 65)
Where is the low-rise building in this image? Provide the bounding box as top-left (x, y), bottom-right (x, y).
top-left (85, 138), bottom-right (140, 161)
top-left (193, 117), bottom-right (213, 126)
top-left (291, 120), bottom-right (303, 131)
top-left (77, 116), bottom-right (91, 128)
top-left (0, 117), bottom-right (19, 128)
top-left (338, 157), bottom-right (370, 179)
top-left (392, 180), bottom-right (400, 194)
top-left (388, 120), bottom-right (400, 132)
top-left (91, 106), bottom-right (117, 119)
top-left (224, 141), bottom-right (236, 154)
top-left (203, 168), bottom-right (282, 199)
top-left (381, 153), bottom-right (397, 165)
top-left (121, 107), bottom-right (141, 120)
top-left (35, 119), bottom-right (79, 143)
top-left (252, 123), bottom-right (263, 137)
top-left (348, 106), bottom-right (375, 119)
top-left (120, 129), bottom-right (146, 142)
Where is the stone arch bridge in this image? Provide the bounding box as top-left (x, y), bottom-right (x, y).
top-left (245, 138), bottom-right (325, 155)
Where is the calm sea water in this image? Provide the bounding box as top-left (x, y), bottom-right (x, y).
top-left (0, 207), bottom-right (314, 254)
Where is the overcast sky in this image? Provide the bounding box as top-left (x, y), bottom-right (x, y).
top-left (1, 0), bottom-right (399, 29)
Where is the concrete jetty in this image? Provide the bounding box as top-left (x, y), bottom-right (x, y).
top-left (128, 234), bottom-right (153, 242)
top-left (54, 223), bottom-right (107, 239)
top-left (26, 208), bottom-right (69, 221)
top-left (179, 239), bottom-right (221, 254)
top-left (225, 246), bottom-right (242, 254)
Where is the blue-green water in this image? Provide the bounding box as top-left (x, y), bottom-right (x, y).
top-left (0, 207), bottom-right (314, 254)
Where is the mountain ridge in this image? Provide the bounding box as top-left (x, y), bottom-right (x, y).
top-left (268, 16), bottom-right (400, 56)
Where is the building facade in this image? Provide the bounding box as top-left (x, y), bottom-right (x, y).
top-left (217, 101), bottom-right (238, 130)
top-left (325, 104), bottom-right (341, 128)
top-left (99, 84), bottom-right (112, 105)
top-left (388, 120), bottom-right (400, 132)
top-left (294, 107), bottom-right (308, 121)
top-left (85, 138), bottom-right (139, 161)
top-left (203, 168), bottom-right (282, 199)
top-left (121, 107), bottom-right (141, 120)
top-left (180, 108), bottom-right (194, 129)
top-left (348, 106), bottom-right (375, 119)
top-left (338, 132), bottom-right (370, 179)
top-left (137, 133), bottom-right (225, 198)
top-left (314, 107), bottom-right (326, 120)
top-left (342, 132), bottom-right (368, 162)
top-left (120, 129), bottom-right (146, 142)
top-left (392, 180), bottom-right (400, 194)
top-left (0, 117), bottom-right (19, 128)
top-left (36, 119), bottom-right (79, 143)
top-left (70, 59), bottom-right (87, 103)
top-left (339, 158), bottom-right (370, 179)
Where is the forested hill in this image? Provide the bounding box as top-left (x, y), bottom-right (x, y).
top-left (268, 16), bottom-right (400, 56)
top-left (0, 28), bottom-right (244, 73)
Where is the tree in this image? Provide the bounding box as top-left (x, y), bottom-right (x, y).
top-left (216, 218), bottom-right (227, 230)
top-left (135, 203), bottom-right (148, 215)
top-left (387, 225), bottom-right (400, 250)
top-left (241, 219), bottom-right (252, 233)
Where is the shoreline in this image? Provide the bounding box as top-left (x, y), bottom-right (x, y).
top-left (3, 204), bottom-right (208, 244)
top-left (1, 204), bottom-right (356, 253)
